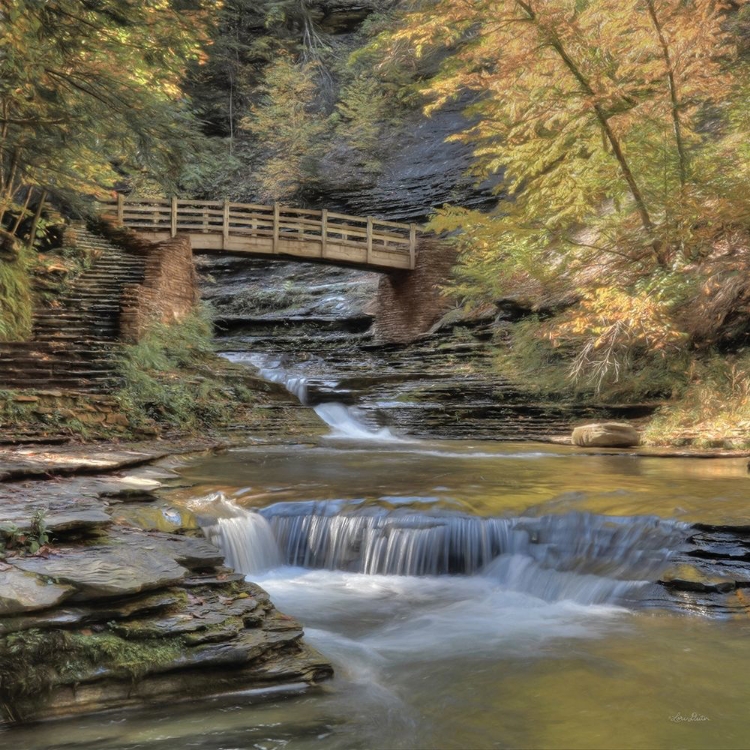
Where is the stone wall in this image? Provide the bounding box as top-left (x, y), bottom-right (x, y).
top-left (0, 391), bottom-right (131, 435)
top-left (120, 234), bottom-right (199, 343)
top-left (372, 238), bottom-right (458, 344)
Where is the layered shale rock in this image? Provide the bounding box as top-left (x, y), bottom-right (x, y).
top-left (201, 253), bottom-right (654, 441)
top-left (0, 464), bottom-right (332, 725)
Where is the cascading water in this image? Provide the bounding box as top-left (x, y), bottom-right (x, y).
top-left (196, 495), bottom-right (688, 606)
top-left (224, 352), bottom-right (400, 440)
top-left (198, 495), bottom-right (282, 573)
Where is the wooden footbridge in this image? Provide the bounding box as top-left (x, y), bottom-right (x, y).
top-left (101, 196), bottom-right (418, 271)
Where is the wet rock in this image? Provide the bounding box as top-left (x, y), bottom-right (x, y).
top-left (0, 590), bottom-right (190, 635)
top-left (182, 622), bottom-right (243, 645)
top-left (247, 642), bottom-right (334, 684)
top-left (89, 590), bottom-right (185, 620)
top-left (32, 639), bottom-right (331, 723)
top-left (44, 509), bottom-right (112, 534)
top-left (99, 488), bottom-right (159, 503)
top-left (109, 585), bottom-right (261, 641)
top-left (168, 628), bottom-right (303, 671)
top-left (13, 547), bottom-right (188, 600)
top-left (110, 609), bottom-right (235, 639)
top-left (572, 422), bottom-right (641, 448)
top-left (660, 576), bottom-right (736, 593)
top-left (0, 464), bottom-right (332, 726)
top-left (107, 530), bottom-right (225, 570)
top-left (181, 571), bottom-right (247, 587)
top-left (112, 504), bottom-right (199, 533)
top-left (0, 568), bottom-right (73, 615)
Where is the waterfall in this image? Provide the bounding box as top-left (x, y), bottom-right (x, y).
top-left (313, 403), bottom-right (399, 440)
top-left (200, 498), bottom-right (282, 573)
top-left (224, 352), bottom-right (400, 441)
top-left (198, 496), bottom-right (689, 605)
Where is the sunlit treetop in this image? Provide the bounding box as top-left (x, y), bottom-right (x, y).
top-left (380, 0), bottom-right (750, 276)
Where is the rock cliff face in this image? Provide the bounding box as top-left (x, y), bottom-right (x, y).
top-left (318, 94), bottom-right (501, 221)
top-left (0, 460), bottom-right (331, 725)
top-left (199, 254), bottom-right (652, 440)
top-left (192, 0), bottom-right (499, 220)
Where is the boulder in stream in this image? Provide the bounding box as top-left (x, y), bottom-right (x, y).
top-left (572, 422), bottom-right (640, 448)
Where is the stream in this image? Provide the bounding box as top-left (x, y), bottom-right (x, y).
top-left (15, 363), bottom-right (750, 749)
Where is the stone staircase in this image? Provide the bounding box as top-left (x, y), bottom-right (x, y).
top-left (0, 224), bottom-right (145, 392)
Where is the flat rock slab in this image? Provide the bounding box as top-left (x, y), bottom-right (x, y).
top-left (0, 590), bottom-right (184, 636)
top-left (166, 628), bottom-right (302, 673)
top-left (13, 547), bottom-right (188, 600)
top-left (142, 533), bottom-right (224, 570)
top-left (112, 504), bottom-right (199, 534)
top-left (0, 568), bottom-right (73, 615)
top-left (0, 440), bottom-right (226, 482)
top-left (107, 529), bottom-right (224, 570)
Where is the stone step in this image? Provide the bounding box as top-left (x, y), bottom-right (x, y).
top-left (0, 357), bottom-right (117, 372)
top-left (33, 313), bottom-right (119, 322)
top-left (32, 330), bottom-right (120, 340)
top-left (0, 357), bottom-right (115, 367)
top-left (74, 257), bottom-right (143, 265)
top-left (74, 254), bottom-right (141, 262)
top-left (1, 382), bottom-right (118, 393)
top-left (51, 313), bottom-right (120, 321)
top-left (35, 305), bottom-right (120, 314)
top-left (76, 267), bottom-right (144, 274)
top-left (4, 225), bottom-right (147, 394)
top-left (0, 372), bottom-right (120, 384)
top-left (53, 306), bottom-right (121, 314)
top-left (33, 324), bottom-right (119, 333)
top-left (57, 293), bottom-right (125, 301)
top-left (0, 374), bottom-right (119, 385)
top-left (31, 333), bottom-right (119, 343)
top-left (72, 277), bottom-right (143, 286)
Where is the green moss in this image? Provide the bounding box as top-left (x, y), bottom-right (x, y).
top-left (0, 628), bottom-right (184, 723)
top-left (0, 392), bottom-right (95, 439)
top-left (116, 306), bottom-right (261, 433)
top-left (0, 239), bottom-right (33, 342)
top-left (65, 632), bottom-right (182, 681)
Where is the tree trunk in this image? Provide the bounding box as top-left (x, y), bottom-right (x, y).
top-left (10, 186), bottom-right (32, 236)
top-left (27, 189), bottom-right (47, 248)
top-left (645, 0), bottom-right (688, 186)
top-left (514, 0), bottom-right (666, 267)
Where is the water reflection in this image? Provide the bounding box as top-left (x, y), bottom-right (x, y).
top-left (173, 441), bottom-right (750, 526)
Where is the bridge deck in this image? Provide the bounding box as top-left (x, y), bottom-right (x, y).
top-left (101, 197), bottom-right (417, 271)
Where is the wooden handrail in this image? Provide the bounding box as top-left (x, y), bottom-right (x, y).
top-left (100, 197), bottom-right (419, 270)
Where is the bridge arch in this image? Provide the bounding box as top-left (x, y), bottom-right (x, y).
top-left (102, 197), bottom-right (418, 272)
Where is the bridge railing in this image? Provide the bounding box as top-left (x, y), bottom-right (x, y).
top-left (100, 197), bottom-right (417, 270)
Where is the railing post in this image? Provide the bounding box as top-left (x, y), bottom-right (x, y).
top-left (366, 216), bottom-right (373, 264)
top-left (171, 196), bottom-right (177, 238)
top-left (222, 199), bottom-right (230, 249)
top-left (273, 202), bottom-right (280, 253)
top-left (321, 208), bottom-right (328, 258)
top-left (409, 223), bottom-right (417, 270)
top-left (116, 193), bottom-right (124, 225)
